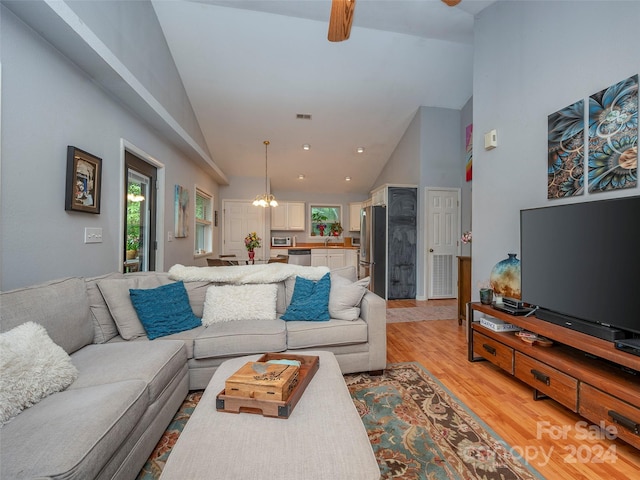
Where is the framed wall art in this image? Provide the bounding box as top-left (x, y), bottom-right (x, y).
top-left (547, 99), bottom-right (585, 199)
top-left (175, 184), bottom-right (189, 238)
top-left (587, 74), bottom-right (638, 193)
top-left (65, 146), bottom-right (102, 214)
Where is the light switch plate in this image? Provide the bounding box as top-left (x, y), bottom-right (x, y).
top-left (84, 227), bottom-right (103, 243)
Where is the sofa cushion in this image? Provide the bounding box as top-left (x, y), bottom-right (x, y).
top-left (0, 277), bottom-right (93, 354)
top-left (85, 272), bottom-right (124, 343)
top-left (0, 380), bottom-right (147, 480)
top-left (129, 281), bottom-right (201, 339)
top-left (193, 319), bottom-right (286, 359)
top-left (0, 322), bottom-right (79, 425)
top-left (183, 281), bottom-right (213, 317)
top-left (202, 284), bottom-right (278, 326)
top-left (97, 276), bottom-right (165, 340)
top-left (68, 340), bottom-right (187, 404)
top-left (286, 319), bottom-right (368, 349)
top-left (281, 273), bottom-right (331, 321)
top-left (329, 274), bottom-right (370, 321)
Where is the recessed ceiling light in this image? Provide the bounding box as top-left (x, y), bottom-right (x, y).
top-left (345, 176), bottom-right (351, 182)
top-left (356, 147), bottom-right (365, 154)
top-left (302, 144), bottom-right (310, 151)
top-left (298, 174), bottom-right (305, 180)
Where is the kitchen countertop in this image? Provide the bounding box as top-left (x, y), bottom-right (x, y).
top-left (271, 243), bottom-right (359, 250)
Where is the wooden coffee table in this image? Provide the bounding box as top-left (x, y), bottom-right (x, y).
top-left (159, 351), bottom-right (380, 480)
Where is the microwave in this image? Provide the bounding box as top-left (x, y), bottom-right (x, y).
top-left (272, 236), bottom-right (292, 247)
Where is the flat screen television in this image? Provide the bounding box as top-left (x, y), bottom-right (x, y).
top-left (520, 195), bottom-right (640, 339)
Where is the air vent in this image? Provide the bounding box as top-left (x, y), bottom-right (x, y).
top-left (296, 114), bottom-right (312, 120)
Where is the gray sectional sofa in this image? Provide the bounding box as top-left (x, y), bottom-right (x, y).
top-left (0, 264), bottom-right (386, 480)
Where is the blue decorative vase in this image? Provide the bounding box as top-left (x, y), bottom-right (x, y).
top-left (490, 253), bottom-right (521, 299)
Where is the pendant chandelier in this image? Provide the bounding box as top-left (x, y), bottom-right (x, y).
top-left (253, 140), bottom-right (278, 208)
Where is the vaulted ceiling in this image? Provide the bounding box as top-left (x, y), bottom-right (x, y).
top-left (152, 0), bottom-right (495, 194)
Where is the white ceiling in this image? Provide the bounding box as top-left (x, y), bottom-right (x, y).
top-left (152, 0), bottom-right (495, 194)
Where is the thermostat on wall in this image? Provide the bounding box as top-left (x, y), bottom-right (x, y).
top-left (484, 129), bottom-right (497, 150)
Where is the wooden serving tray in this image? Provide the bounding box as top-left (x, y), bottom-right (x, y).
top-left (216, 353), bottom-right (320, 419)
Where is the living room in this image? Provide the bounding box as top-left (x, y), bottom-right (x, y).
top-left (2, 1), bottom-right (639, 479)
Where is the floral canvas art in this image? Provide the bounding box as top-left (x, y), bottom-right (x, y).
top-left (587, 74), bottom-right (638, 193)
top-left (547, 100), bottom-right (585, 198)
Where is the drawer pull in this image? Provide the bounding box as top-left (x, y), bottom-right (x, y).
top-left (531, 369), bottom-right (550, 386)
top-left (482, 344), bottom-right (496, 356)
top-left (608, 410), bottom-right (640, 435)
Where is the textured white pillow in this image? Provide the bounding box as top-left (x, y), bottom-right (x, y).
top-left (202, 284), bottom-right (278, 326)
top-left (0, 322), bottom-right (79, 425)
top-left (329, 275), bottom-right (370, 320)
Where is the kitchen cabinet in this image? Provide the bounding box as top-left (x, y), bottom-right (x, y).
top-left (271, 202), bottom-right (305, 231)
top-left (349, 203), bottom-right (362, 231)
top-left (311, 249), bottom-right (346, 269)
top-left (345, 249), bottom-right (359, 272)
top-left (370, 186), bottom-right (386, 206)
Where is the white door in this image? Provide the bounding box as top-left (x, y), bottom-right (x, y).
top-left (425, 188), bottom-right (460, 299)
top-left (223, 200), bottom-right (266, 259)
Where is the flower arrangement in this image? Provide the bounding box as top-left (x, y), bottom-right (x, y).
top-left (126, 234), bottom-right (140, 251)
top-left (330, 221), bottom-right (343, 236)
top-left (461, 231), bottom-right (472, 244)
top-left (244, 232), bottom-right (261, 251)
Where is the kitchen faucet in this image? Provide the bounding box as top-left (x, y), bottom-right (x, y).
top-left (324, 236), bottom-right (331, 246)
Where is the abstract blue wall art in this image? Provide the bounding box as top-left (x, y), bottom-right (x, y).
top-left (588, 74), bottom-right (638, 193)
top-left (548, 99), bottom-right (585, 199)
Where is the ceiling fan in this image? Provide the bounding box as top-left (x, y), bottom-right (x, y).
top-left (327, 0), bottom-right (462, 42)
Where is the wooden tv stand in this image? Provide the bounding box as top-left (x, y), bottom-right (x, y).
top-left (468, 302), bottom-right (640, 450)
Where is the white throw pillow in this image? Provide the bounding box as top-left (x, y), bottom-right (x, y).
top-left (329, 275), bottom-right (370, 321)
top-left (202, 284), bottom-right (278, 326)
top-left (0, 322), bottom-right (79, 425)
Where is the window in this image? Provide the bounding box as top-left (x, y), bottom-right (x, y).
top-left (195, 187), bottom-right (213, 255)
top-left (310, 205), bottom-right (342, 237)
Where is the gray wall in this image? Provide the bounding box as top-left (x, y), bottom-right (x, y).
top-left (0, 6), bottom-right (219, 290)
top-left (371, 106), bottom-right (462, 299)
top-left (472, 0), bottom-right (640, 298)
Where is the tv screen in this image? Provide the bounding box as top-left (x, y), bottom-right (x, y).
top-left (520, 196), bottom-right (640, 337)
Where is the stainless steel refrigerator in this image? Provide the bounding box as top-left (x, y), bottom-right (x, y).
top-left (359, 205), bottom-right (386, 299)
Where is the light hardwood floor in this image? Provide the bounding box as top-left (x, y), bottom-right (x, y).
top-left (386, 300), bottom-right (640, 479)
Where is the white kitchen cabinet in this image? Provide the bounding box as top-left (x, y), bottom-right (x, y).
top-left (311, 249), bottom-right (328, 267)
top-left (271, 202), bottom-right (305, 230)
top-left (311, 248), bottom-right (345, 269)
top-left (349, 202), bottom-right (362, 231)
top-left (345, 249), bottom-right (359, 271)
top-left (370, 186), bottom-right (386, 206)
top-left (327, 250), bottom-right (346, 269)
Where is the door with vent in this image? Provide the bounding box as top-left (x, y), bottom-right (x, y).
top-left (426, 188), bottom-right (460, 299)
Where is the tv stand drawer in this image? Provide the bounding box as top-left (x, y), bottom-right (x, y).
top-left (473, 331), bottom-right (514, 373)
top-left (514, 352), bottom-right (578, 412)
top-left (579, 383), bottom-right (640, 450)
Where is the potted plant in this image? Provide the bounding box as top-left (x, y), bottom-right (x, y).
top-left (312, 211), bottom-right (328, 236)
top-left (330, 221), bottom-right (343, 237)
top-left (126, 234), bottom-right (139, 259)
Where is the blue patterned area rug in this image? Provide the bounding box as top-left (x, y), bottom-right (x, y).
top-left (345, 363), bottom-right (545, 479)
top-left (137, 363), bottom-right (544, 480)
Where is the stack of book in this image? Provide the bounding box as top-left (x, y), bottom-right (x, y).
top-left (480, 315), bottom-right (522, 332)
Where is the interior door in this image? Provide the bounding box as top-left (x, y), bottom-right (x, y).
top-left (222, 200), bottom-right (266, 258)
top-left (426, 188), bottom-right (460, 299)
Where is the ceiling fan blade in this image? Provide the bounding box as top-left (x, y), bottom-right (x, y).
top-left (328, 0), bottom-right (356, 42)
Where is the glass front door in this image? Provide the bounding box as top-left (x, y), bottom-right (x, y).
top-left (124, 151), bottom-right (157, 272)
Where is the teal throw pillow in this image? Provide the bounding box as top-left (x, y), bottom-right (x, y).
top-left (129, 281), bottom-right (201, 340)
top-left (281, 273), bottom-right (331, 321)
